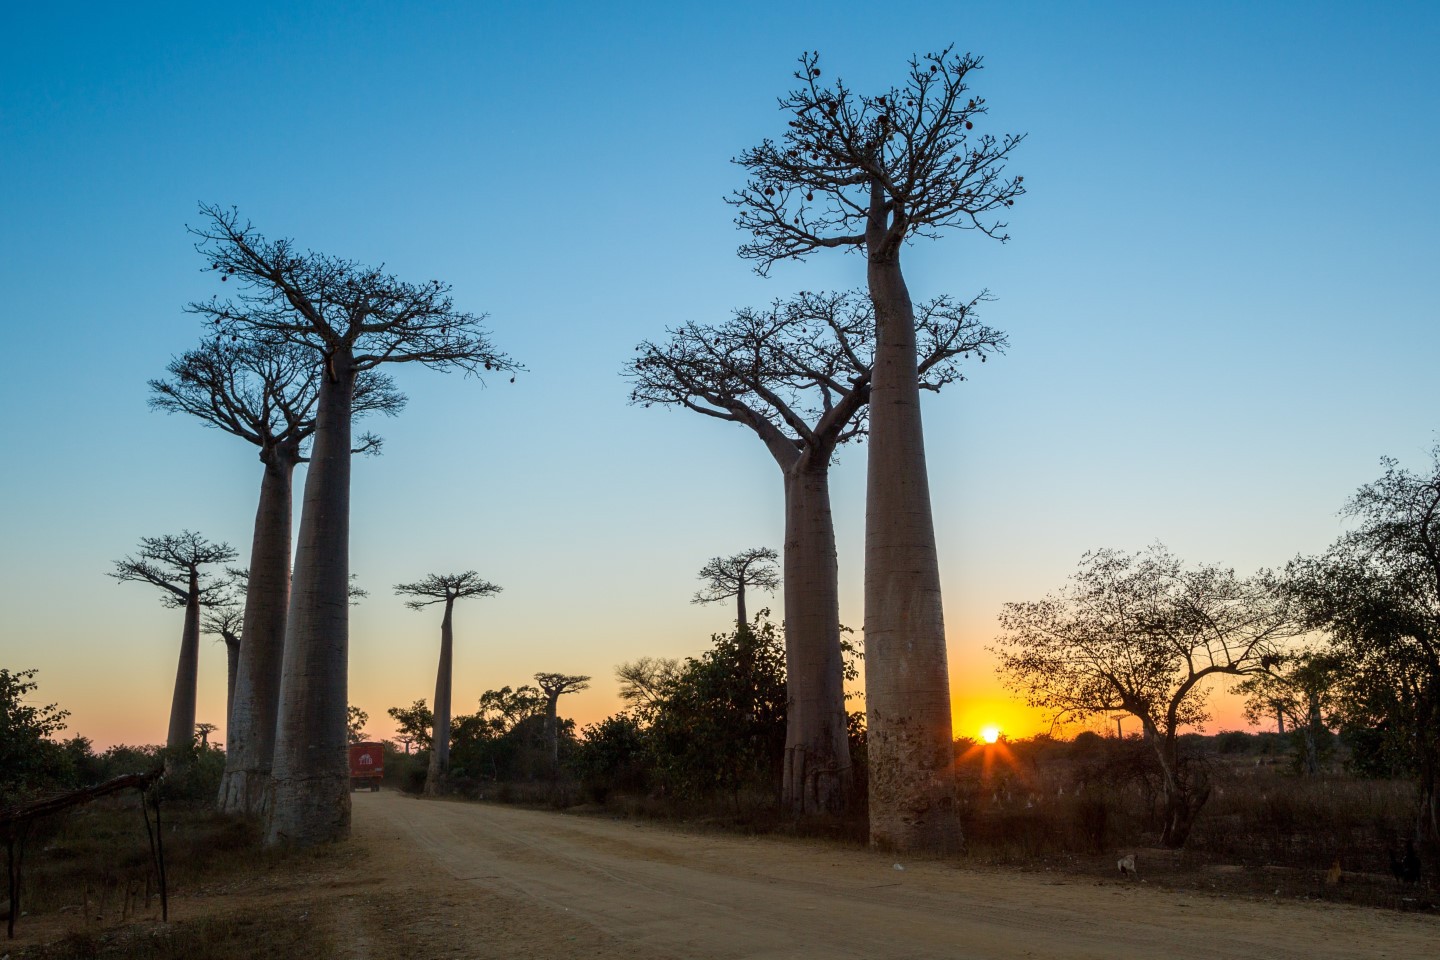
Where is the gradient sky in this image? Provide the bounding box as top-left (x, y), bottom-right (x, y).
top-left (2, 1), bottom-right (1437, 749)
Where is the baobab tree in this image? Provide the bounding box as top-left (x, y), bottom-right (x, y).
top-left (628, 290), bottom-right (1002, 814)
top-left (196, 722), bottom-right (218, 749)
top-left (151, 336), bottom-right (404, 815)
top-left (394, 571), bottom-right (502, 794)
top-left (190, 204), bottom-right (517, 845)
top-left (534, 673), bottom-right (590, 772)
top-left (730, 48), bottom-right (1024, 850)
top-left (111, 531), bottom-right (236, 754)
top-left (201, 596), bottom-right (243, 729)
top-left (692, 547), bottom-right (780, 630)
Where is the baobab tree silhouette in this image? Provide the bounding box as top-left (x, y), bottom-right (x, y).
top-left (111, 531), bottom-right (236, 756)
top-left (630, 290), bottom-right (1002, 814)
top-left (189, 204), bottom-right (517, 846)
top-left (394, 571), bottom-right (502, 795)
top-left (151, 336), bottom-right (403, 815)
top-left (730, 47), bottom-right (1024, 851)
top-left (534, 673), bottom-right (590, 773)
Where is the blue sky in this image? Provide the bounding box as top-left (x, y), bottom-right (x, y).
top-left (1, 1), bottom-right (1436, 745)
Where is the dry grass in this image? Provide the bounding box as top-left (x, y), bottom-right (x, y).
top-left (8, 794), bottom-right (348, 958)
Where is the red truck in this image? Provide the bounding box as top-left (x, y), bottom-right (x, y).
top-left (348, 742), bottom-right (384, 791)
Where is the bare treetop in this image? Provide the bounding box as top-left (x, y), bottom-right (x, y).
top-left (628, 290), bottom-right (1003, 458)
top-left (150, 337), bottom-right (406, 456)
top-left (394, 571), bottom-right (502, 610)
top-left (730, 47), bottom-right (1025, 272)
top-left (110, 532), bottom-right (238, 608)
top-left (534, 673), bottom-right (591, 698)
top-left (203, 601), bottom-right (244, 645)
top-left (693, 548), bottom-right (781, 607)
top-left (187, 204), bottom-right (521, 376)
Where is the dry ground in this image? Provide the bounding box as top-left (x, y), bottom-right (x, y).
top-left (13, 790), bottom-right (1440, 959)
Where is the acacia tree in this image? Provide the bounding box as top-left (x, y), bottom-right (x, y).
top-left (533, 673), bottom-right (591, 772)
top-left (346, 706), bottom-right (369, 744)
top-left (152, 336), bottom-right (404, 815)
top-left (628, 290), bottom-right (1001, 815)
top-left (1237, 651), bottom-right (1340, 775)
top-left (1288, 448), bottom-right (1440, 839)
top-left (693, 548), bottom-right (780, 629)
top-left (111, 531), bottom-right (237, 754)
top-left (190, 204), bottom-right (517, 845)
top-left (394, 572), bottom-right (502, 794)
top-left (731, 48), bottom-right (1024, 850)
top-left (387, 699), bottom-right (434, 750)
top-left (994, 545), bottom-right (1299, 847)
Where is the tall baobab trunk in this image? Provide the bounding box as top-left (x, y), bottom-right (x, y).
top-left (544, 694), bottom-right (562, 772)
top-left (167, 570), bottom-right (203, 754)
top-left (736, 582), bottom-right (748, 631)
top-left (222, 634), bottom-right (239, 728)
top-left (862, 239), bottom-right (961, 852)
top-left (781, 453), bottom-right (852, 814)
top-left (426, 598), bottom-right (455, 795)
top-left (267, 351), bottom-right (354, 846)
top-left (219, 450), bottom-right (297, 815)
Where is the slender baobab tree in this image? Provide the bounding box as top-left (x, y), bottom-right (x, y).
top-left (190, 204), bottom-right (517, 846)
top-left (730, 48), bottom-right (1024, 850)
top-left (394, 572), bottom-right (502, 794)
top-left (533, 673), bottom-right (590, 772)
top-left (628, 290), bottom-right (1002, 815)
top-left (111, 532), bottom-right (237, 754)
top-left (201, 597), bottom-right (244, 729)
top-left (693, 548), bottom-right (781, 630)
top-left (151, 336), bottom-right (404, 815)
top-left (196, 722), bottom-right (218, 749)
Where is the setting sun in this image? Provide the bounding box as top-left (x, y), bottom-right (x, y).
top-left (980, 725), bottom-right (1002, 744)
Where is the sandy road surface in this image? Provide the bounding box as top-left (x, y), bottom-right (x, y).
top-left (351, 791), bottom-right (1437, 960)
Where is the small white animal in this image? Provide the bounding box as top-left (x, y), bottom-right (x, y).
top-left (1118, 854), bottom-right (1137, 877)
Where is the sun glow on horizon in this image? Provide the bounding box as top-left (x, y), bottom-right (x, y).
top-left (980, 725), bottom-right (1002, 744)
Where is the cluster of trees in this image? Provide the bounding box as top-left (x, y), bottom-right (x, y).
top-left (625, 46), bottom-right (1024, 850)
top-left (994, 445), bottom-right (1440, 847)
top-left (106, 204), bottom-right (515, 846)
top-left (386, 676), bottom-right (590, 788)
top-left (74, 45), bottom-right (1020, 854)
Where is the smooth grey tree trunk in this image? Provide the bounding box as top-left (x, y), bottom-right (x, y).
top-left (780, 453), bottom-right (853, 814)
top-left (223, 634), bottom-right (239, 728)
top-left (266, 351), bottom-right (354, 846)
top-left (736, 583), bottom-right (748, 632)
top-left (862, 244), bottom-right (961, 852)
top-left (426, 598), bottom-right (455, 795)
top-left (219, 452), bottom-right (297, 815)
top-left (166, 573), bottom-right (202, 754)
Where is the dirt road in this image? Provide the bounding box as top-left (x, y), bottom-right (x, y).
top-left (344, 791), bottom-right (1436, 959)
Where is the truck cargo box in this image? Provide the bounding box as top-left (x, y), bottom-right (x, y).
top-left (348, 742), bottom-right (384, 791)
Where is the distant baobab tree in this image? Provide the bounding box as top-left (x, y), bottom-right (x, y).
top-left (151, 336), bottom-right (404, 815)
top-left (111, 531), bottom-right (237, 755)
top-left (693, 548), bottom-right (780, 630)
top-left (534, 673), bottom-right (590, 771)
top-left (394, 571), bottom-right (502, 794)
top-left (189, 204), bottom-right (517, 846)
top-left (730, 48), bottom-right (1024, 850)
top-left (629, 291), bottom-right (1001, 815)
top-left (195, 722), bottom-right (218, 749)
top-left (201, 591), bottom-right (244, 729)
